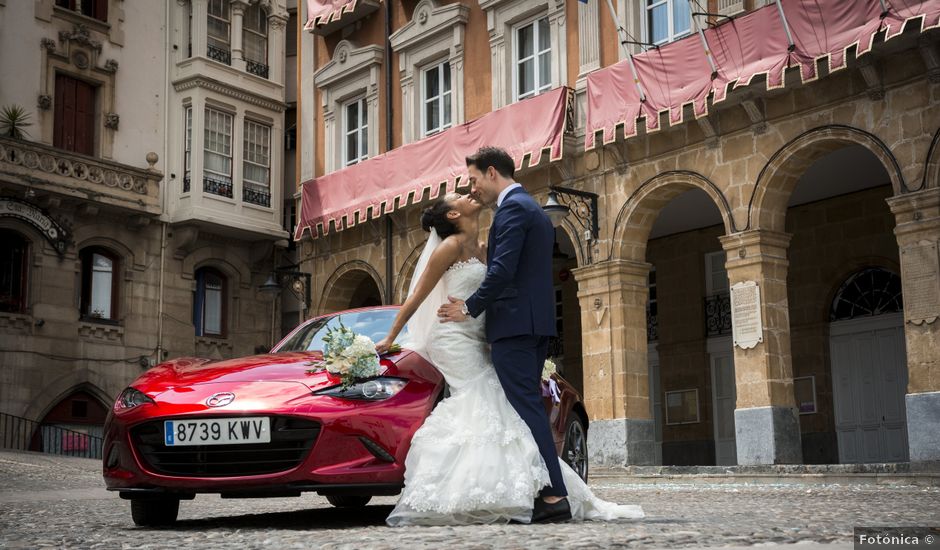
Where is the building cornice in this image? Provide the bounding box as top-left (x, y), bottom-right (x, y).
top-left (172, 76), bottom-right (287, 112)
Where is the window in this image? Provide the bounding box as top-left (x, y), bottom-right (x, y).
top-left (207, 0), bottom-right (232, 64)
top-left (54, 74), bottom-right (96, 156)
top-left (830, 267), bottom-right (903, 321)
top-left (705, 251), bottom-right (729, 297)
top-left (194, 268), bottom-right (226, 337)
top-left (80, 248), bottom-right (119, 321)
top-left (513, 16), bottom-right (551, 101)
top-left (343, 97), bottom-right (368, 166)
top-left (646, 0), bottom-right (691, 45)
top-left (0, 230), bottom-right (28, 314)
top-left (422, 62), bottom-right (452, 136)
top-left (55, 0), bottom-right (108, 23)
top-left (243, 120), bottom-right (272, 207)
top-left (183, 106), bottom-right (192, 193)
top-left (204, 108), bottom-right (233, 198)
top-left (243, 3), bottom-right (269, 77)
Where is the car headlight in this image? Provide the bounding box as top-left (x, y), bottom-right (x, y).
top-left (114, 387), bottom-right (155, 410)
top-left (314, 377), bottom-right (407, 401)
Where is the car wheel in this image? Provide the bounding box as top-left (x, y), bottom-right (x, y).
top-left (562, 414), bottom-right (589, 482)
top-left (130, 498), bottom-right (180, 526)
top-left (326, 495), bottom-right (372, 508)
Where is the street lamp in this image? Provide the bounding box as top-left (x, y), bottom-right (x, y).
top-left (541, 185), bottom-right (599, 242)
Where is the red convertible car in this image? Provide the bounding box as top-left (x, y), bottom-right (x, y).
top-left (102, 306), bottom-right (589, 526)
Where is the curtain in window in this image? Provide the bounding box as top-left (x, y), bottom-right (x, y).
top-left (90, 253), bottom-right (113, 319)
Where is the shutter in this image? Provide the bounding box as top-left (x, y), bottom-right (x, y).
top-left (75, 79), bottom-right (96, 156)
top-left (94, 0), bottom-right (108, 22)
top-left (53, 74), bottom-right (75, 151)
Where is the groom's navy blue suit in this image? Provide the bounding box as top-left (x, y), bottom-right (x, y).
top-left (464, 185), bottom-right (567, 498)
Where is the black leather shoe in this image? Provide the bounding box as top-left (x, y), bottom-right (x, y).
top-left (531, 497), bottom-right (572, 523)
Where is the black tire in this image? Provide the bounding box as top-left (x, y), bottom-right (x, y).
top-left (562, 414), bottom-right (589, 482)
top-left (326, 495), bottom-right (372, 508)
top-left (130, 498), bottom-right (180, 527)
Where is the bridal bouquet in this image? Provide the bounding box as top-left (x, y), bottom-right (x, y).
top-left (542, 359), bottom-right (561, 404)
top-left (305, 323), bottom-right (382, 389)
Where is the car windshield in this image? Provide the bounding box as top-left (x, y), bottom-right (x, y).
top-left (274, 308), bottom-right (407, 353)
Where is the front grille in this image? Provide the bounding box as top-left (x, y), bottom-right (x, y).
top-left (131, 417), bottom-right (320, 477)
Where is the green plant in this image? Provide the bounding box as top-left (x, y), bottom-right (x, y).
top-left (0, 105), bottom-right (32, 139)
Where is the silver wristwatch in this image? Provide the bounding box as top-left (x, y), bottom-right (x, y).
top-left (460, 302), bottom-right (469, 316)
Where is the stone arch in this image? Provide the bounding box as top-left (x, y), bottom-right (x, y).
top-left (395, 242), bottom-right (425, 304)
top-left (921, 127), bottom-right (940, 192)
top-left (750, 125), bottom-right (905, 233)
top-left (0, 218), bottom-right (53, 261)
top-left (556, 219), bottom-right (587, 267)
top-left (610, 170), bottom-right (736, 261)
top-left (182, 245), bottom-right (252, 290)
top-left (73, 231), bottom-right (141, 271)
top-left (821, 259), bottom-right (902, 324)
top-left (320, 260), bottom-right (386, 315)
top-left (22, 376), bottom-right (114, 422)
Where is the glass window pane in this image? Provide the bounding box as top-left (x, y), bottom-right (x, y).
top-left (443, 93), bottom-right (452, 127)
top-left (649, 4), bottom-right (668, 43)
top-left (673, 0), bottom-right (691, 36)
top-left (538, 17), bottom-right (550, 51)
top-left (517, 23), bottom-right (533, 59)
top-left (425, 67), bottom-right (439, 99)
top-left (346, 132), bottom-right (358, 164)
top-left (538, 51), bottom-right (551, 89)
top-left (442, 63), bottom-right (451, 93)
top-left (518, 58), bottom-right (534, 97)
top-left (361, 100), bottom-right (367, 125)
top-left (204, 286), bottom-right (222, 334)
top-left (426, 98), bottom-right (439, 133)
top-left (90, 253), bottom-right (112, 319)
top-left (346, 102), bottom-right (358, 132)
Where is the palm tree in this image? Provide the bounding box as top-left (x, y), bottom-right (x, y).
top-left (0, 105), bottom-right (33, 139)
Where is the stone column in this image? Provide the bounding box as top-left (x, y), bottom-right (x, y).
top-left (573, 259), bottom-right (654, 466)
top-left (230, 0), bottom-right (248, 71)
top-left (719, 229), bottom-right (803, 465)
top-left (191, 0), bottom-right (209, 62)
top-left (887, 187), bottom-right (940, 463)
top-left (267, 14), bottom-right (288, 85)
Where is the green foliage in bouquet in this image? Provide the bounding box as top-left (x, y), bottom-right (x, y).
top-left (305, 321), bottom-right (382, 388)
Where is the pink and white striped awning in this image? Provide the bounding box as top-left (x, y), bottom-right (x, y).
top-left (304, 0), bottom-right (380, 32)
top-left (585, 0), bottom-right (940, 149)
top-left (294, 87), bottom-right (571, 240)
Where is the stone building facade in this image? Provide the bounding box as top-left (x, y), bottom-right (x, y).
top-left (296, 0), bottom-right (940, 466)
top-left (0, 0), bottom-right (296, 445)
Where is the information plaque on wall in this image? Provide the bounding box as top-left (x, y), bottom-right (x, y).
top-left (731, 280), bottom-right (763, 349)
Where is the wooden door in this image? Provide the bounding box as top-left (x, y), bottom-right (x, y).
top-left (54, 74), bottom-right (96, 156)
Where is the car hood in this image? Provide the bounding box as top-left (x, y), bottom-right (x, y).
top-left (132, 351), bottom-right (397, 395)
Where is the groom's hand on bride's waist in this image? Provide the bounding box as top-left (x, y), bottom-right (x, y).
top-left (438, 296), bottom-right (469, 323)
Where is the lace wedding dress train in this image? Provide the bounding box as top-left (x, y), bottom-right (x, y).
top-left (386, 258), bottom-right (644, 526)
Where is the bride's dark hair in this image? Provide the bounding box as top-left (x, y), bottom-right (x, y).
top-left (421, 197), bottom-right (459, 238)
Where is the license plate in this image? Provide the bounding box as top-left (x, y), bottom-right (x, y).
top-left (164, 417), bottom-right (271, 446)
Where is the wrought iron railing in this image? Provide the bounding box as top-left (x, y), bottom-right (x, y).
top-left (704, 292), bottom-right (732, 337)
top-left (244, 184), bottom-right (271, 207)
top-left (183, 174), bottom-right (191, 193)
top-left (1, 412), bottom-right (103, 459)
top-left (547, 335), bottom-right (565, 358)
top-left (647, 309), bottom-right (659, 342)
top-left (203, 174), bottom-right (233, 198)
top-left (246, 60), bottom-right (269, 79)
top-left (207, 44), bottom-right (232, 65)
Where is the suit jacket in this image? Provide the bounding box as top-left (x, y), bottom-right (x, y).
top-left (465, 186), bottom-right (557, 343)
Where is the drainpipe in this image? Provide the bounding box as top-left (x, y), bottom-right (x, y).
top-left (383, 1), bottom-right (394, 304)
top-left (157, 0), bottom-right (171, 364)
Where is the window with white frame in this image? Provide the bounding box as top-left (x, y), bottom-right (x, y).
top-left (705, 250), bottom-right (729, 297)
top-left (243, 120), bottom-right (271, 206)
top-left (207, 0), bottom-right (231, 62)
top-left (514, 16), bottom-right (552, 101)
top-left (243, 3), bottom-right (268, 74)
top-left (204, 108), bottom-right (234, 198)
top-left (646, 0), bottom-right (691, 45)
top-left (343, 97), bottom-right (368, 166)
top-left (183, 106), bottom-right (192, 192)
top-left (423, 61), bottom-right (452, 136)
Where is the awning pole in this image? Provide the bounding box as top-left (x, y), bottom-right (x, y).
top-left (773, 0), bottom-right (795, 51)
top-left (603, 0), bottom-right (647, 102)
top-left (688, 1), bottom-right (718, 77)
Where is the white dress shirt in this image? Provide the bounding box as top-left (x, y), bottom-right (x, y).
top-left (496, 183), bottom-right (523, 208)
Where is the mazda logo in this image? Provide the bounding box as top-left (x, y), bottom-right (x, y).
top-left (206, 392), bottom-right (235, 407)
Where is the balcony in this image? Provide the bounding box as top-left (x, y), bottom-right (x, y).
top-left (0, 136), bottom-right (161, 215)
top-left (246, 60), bottom-right (269, 79)
top-left (704, 293), bottom-right (732, 337)
top-left (243, 183), bottom-right (271, 208)
top-left (206, 44), bottom-right (232, 65)
top-left (203, 173), bottom-right (233, 199)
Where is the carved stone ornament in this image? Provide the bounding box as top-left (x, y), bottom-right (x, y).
top-left (37, 95), bottom-right (53, 111)
top-left (40, 38), bottom-right (57, 52)
top-left (104, 59), bottom-right (118, 72)
top-left (59, 24), bottom-right (102, 52)
top-left (104, 112), bottom-right (120, 130)
top-left (72, 50), bottom-right (90, 69)
top-left (417, 9), bottom-right (428, 24)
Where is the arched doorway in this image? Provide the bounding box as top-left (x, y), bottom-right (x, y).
top-left (320, 264), bottom-right (384, 314)
top-left (33, 389), bottom-right (109, 458)
top-left (828, 267), bottom-right (907, 463)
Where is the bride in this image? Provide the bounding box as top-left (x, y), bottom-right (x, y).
top-left (374, 192), bottom-right (644, 526)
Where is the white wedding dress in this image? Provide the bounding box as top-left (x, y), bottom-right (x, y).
top-left (386, 256), bottom-right (644, 526)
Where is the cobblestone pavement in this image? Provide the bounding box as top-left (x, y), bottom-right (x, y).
top-left (1, 451), bottom-right (937, 549)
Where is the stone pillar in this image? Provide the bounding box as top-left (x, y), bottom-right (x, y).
top-left (267, 14), bottom-right (288, 85)
top-left (573, 259), bottom-right (654, 466)
top-left (887, 187), bottom-right (940, 463)
top-left (230, 0), bottom-right (247, 71)
top-left (719, 230), bottom-right (803, 465)
top-left (191, 0), bottom-right (209, 62)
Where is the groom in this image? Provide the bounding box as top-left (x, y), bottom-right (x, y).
top-left (438, 146), bottom-right (570, 523)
